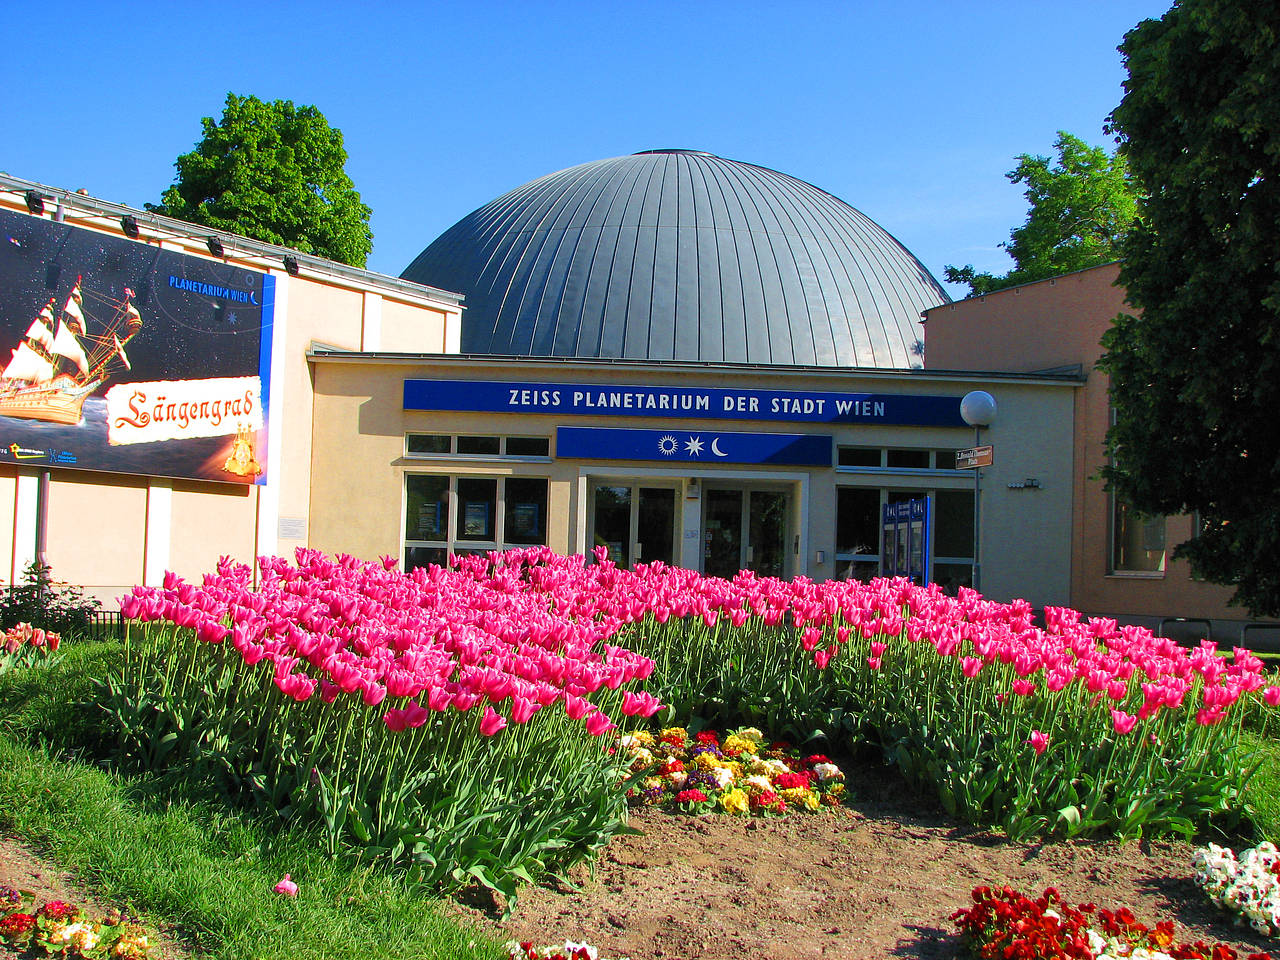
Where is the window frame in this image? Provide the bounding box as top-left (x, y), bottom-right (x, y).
top-left (405, 433), bottom-right (551, 462)
top-left (402, 472), bottom-right (550, 569)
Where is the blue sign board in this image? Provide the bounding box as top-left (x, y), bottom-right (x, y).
top-left (556, 427), bottom-right (832, 466)
top-left (882, 497), bottom-right (931, 585)
top-left (404, 379), bottom-right (966, 426)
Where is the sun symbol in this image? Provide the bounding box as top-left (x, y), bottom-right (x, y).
top-left (684, 436), bottom-right (705, 456)
top-left (658, 435), bottom-right (678, 456)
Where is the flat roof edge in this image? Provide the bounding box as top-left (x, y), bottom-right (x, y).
top-left (306, 349), bottom-right (1084, 385)
top-left (2, 172), bottom-right (464, 306)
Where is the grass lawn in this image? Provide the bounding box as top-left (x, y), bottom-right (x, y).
top-left (0, 643), bottom-right (506, 960)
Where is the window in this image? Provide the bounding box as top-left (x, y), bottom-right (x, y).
top-left (406, 434), bottom-right (450, 455)
top-left (457, 435), bottom-right (501, 456)
top-left (838, 447), bottom-right (882, 467)
top-left (836, 487), bottom-right (881, 581)
top-left (834, 486), bottom-right (973, 594)
top-left (404, 474), bottom-right (549, 570)
top-left (836, 446), bottom-right (965, 472)
top-left (406, 434), bottom-right (550, 459)
top-left (886, 449), bottom-right (930, 469)
top-left (1111, 498), bottom-right (1166, 574)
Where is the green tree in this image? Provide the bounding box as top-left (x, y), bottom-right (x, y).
top-left (150, 93), bottom-right (372, 267)
top-left (1100, 0), bottom-right (1280, 615)
top-left (945, 132), bottom-right (1140, 296)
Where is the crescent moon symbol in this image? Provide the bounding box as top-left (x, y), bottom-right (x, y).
top-left (711, 438), bottom-right (728, 457)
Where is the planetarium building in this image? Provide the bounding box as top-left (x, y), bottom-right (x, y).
top-left (361, 150), bottom-right (1077, 603)
top-left (0, 153), bottom-right (1083, 615)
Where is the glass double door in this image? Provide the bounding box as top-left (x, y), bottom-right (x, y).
top-left (591, 483), bottom-right (677, 568)
top-left (703, 487), bottom-right (789, 580)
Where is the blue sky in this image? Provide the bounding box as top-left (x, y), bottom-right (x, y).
top-left (2, 0), bottom-right (1170, 298)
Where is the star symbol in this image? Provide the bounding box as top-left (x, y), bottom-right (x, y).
top-left (684, 436), bottom-right (704, 456)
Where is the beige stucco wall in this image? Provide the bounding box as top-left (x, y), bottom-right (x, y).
top-left (44, 471), bottom-right (148, 602)
top-left (923, 263), bottom-right (1239, 623)
top-left (308, 356), bottom-right (1077, 607)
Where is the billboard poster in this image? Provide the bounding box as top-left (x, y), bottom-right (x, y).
top-left (0, 208), bottom-right (274, 484)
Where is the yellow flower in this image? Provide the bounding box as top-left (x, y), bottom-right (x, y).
top-left (826, 782), bottom-right (846, 797)
top-left (660, 727), bottom-right (687, 742)
top-left (722, 735), bottom-right (755, 756)
top-left (780, 787), bottom-right (820, 811)
top-left (747, 759), bottom-right (774, 777)
top-left (719, 788), bottom-right (749, 814)
top-left (643, 776), bottom-right (664, 791)
top-left (693, 752), bottom-right (719, 771)
top-left (733, 727), bottom-right (765, 744)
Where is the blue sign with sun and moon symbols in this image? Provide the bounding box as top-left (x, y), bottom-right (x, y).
top-left (555, 427), bottom-right (832, 466)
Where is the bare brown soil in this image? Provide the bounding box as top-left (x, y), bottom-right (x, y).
top-left (1, 763), bottom-right (1275, 960)
top-left (0, 835), bottom-right (189, 960)
top-left (449, 761), bottom-right (1278, 960)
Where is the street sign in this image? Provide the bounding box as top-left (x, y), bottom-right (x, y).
top-left (955, 444), bottom-right (993, 469)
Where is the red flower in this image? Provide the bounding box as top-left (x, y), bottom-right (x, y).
top-left (674, 788), bottom-right (709, 803)
top-left (775, 771), bottom-right (812, 790)
top-left (0, 912), bottom-right (35, 938)
top-left (36, 900), bottom-right (76, 920)
top-left (695, 731), bottom-right (720, 745)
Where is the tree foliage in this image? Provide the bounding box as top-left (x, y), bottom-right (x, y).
top-left (1100, 0), bottom-right (1280, 615)
top-left (150, 93), bottom-right (372, 267)
top-left (945, 132), bottom-right (1140, 296)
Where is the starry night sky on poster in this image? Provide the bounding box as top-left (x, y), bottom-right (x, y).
top-left (0, 208), bottom-right (272, 483)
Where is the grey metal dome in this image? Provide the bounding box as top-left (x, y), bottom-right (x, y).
top-left (403, 150), bottom-right (947, 367)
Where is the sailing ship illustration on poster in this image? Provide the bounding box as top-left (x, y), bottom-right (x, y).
top-left (0, 277), bottom-right (142, 425)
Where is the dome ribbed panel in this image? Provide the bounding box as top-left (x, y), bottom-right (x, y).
top-left (402, 152), bottom-right (948, 368)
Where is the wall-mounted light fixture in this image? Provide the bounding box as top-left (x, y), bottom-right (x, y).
top-left (120, 215), bottom-right (140, 239)
top-left (24, 190), bottom-right (44, 216)
top-left (282, 255), bottom-right (300, 276)
top-left (206, 236), bottom-right (224, 258)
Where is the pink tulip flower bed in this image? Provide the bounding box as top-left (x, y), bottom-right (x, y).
top-left (108, 545), bottom-right (1276, 908)
top-left (0, 622), bottom-right (62, 676)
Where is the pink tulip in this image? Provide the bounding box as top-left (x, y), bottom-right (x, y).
top-left (1027, 730), bottom-right (1049, 755)
top-left (510, 696), bottom-right (540, 724)
top-left (479, 706), bottom-right (507, 736)
top-left (1111, 709), bottom-right (1138, 735)
top-left (1011, 679), bottom-right (1036, 697)
top-left (584, 710), bottom-right (615, 736)
top-left (274, 874), bottom-right (298, 897)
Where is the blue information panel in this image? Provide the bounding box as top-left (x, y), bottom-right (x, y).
top-left (404, 379), bottom-right (965, 426)
top-left (882, 498), bottom-right (931, 585)
top-left (556, 427), bottom-right (832, 466)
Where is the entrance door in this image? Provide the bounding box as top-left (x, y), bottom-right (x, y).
top-left (703, 487), bottom-right (789, 579)
top-left (590, 483), bottom-right (677, 568)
